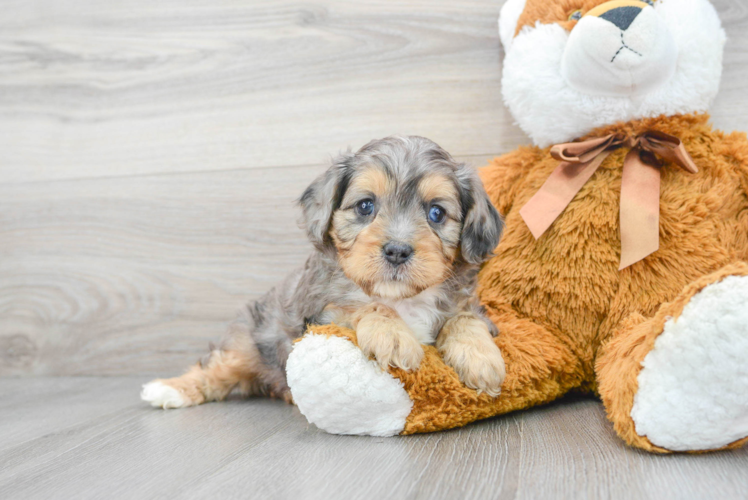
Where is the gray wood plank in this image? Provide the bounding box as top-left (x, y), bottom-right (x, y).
top-left (0, 377), bottom-right (151, 451)
top-left (0, 0), bottom-right (524, 184)
top-left (515, 397), bottom-right (748, 500)
top-left (1, 0), bottom-right (744, 184)
top-left (184, 409), bottom-right (522, 500)
top-left (0, 164), bottom-right (319, 376)
top-left (1, 378), bottom-right (746, 500)
top-left (0, 377), bottom-right (304, 500)
top-left (712, 0), bottom-right (748, 134)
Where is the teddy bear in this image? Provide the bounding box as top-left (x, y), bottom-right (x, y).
top-left (285, 0), bottom-right (748, 453)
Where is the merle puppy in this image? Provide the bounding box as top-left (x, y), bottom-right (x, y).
top-left (142, 136), bottom-right (506, 409)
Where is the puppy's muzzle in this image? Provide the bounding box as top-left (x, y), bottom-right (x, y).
top-left (382, 241), bottom-right (413, 266)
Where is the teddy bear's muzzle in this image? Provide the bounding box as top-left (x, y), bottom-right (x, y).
top-left (560, 0), bottom-right (678, 97)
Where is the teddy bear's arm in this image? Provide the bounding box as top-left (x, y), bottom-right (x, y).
top-left (478, 146), bottom-right (544, 217)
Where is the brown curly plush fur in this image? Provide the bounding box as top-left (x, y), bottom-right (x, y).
top-left (310, 113), bottom-right (748, 452)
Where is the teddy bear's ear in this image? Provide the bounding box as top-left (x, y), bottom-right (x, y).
top-left (298, 153), bottom-right (353, 253)
top-left (498, 0), bottom-right (527, 53)
top-left (456, 166), bottom-right (504, 265)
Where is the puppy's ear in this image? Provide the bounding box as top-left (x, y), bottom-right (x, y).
top-left (298, 153), bottom-right (352, 252)
top-left (456, 165), bottom-right (504, 265)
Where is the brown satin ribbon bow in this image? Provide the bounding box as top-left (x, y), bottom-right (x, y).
top-left (519, 131), bottom-right (698, 270)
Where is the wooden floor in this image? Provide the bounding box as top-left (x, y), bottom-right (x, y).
top-left (0, 377), bottom-right (746, 500)
top-left (2, 0), bottom-right (748, 498)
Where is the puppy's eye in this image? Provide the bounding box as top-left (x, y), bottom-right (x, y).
top-left (356, 199), bottom-right (375, 217)
top-left (569, 9), bottom-right (582, 20)
top-left (428, 204), bottom-right (446, 224)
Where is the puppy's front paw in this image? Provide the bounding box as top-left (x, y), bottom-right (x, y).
top-left (447, 346), bottom-right (505, 397)
top-left (356, 305), bottom-right (424, 371)
top-left (438, 314), bottom-right (506, 397)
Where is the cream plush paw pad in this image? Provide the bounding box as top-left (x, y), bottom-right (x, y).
top-left (631, 275), bottom-right (748, 451)
top-left (286, 333), bottom-right (413, 437)
top-left (141, 381), bottom-right (187, 409)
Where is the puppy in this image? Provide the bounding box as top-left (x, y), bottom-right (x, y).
top-left (141, 136), bottom-right (506, 409)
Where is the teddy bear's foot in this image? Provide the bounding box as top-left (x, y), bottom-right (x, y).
top-left (630, 274), bottom-right (748, 451)
top-left (286, 331), bottom-right (413, 436)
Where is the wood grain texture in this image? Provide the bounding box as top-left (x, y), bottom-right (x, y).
top-left (1, 0), bottom-right (747, 376)
top-left (0, 164), bottom-right (320, 375)
top-left (1, 0), bottom-right (744, 184)
top-left (0, 0), bottom-right (524, 184)
top-left (0, 378), bottom-right (746, 500)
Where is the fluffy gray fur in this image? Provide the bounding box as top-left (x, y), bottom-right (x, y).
top-left (217, 135), bottom-right (503, 400)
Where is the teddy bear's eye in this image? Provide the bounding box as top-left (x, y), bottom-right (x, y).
top-left (569, 10), bottom-right (582, 21)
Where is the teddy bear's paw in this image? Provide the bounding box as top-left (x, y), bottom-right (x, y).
top-left (631, 275), bottom-right (748, 451)
top-left (286, 332), bottom-right (413, 437)
top-left (357, 316), bottom-right (424, 372)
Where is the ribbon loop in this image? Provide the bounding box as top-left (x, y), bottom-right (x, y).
top-left (550, 134), bottom-right (618, 163)
top-left (520, 130), bottom-right (699, 269)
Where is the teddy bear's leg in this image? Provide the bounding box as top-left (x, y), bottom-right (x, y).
top-left (596, 262), bottom-right (748, 453)
top-left (287, 305), bottom-right (585, 436)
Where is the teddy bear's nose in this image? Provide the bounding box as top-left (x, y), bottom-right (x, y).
top-left (599, 6), bottom-right (642, 31)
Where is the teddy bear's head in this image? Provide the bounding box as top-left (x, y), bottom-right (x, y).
top-left (499, 0), bottom-right (726, 146)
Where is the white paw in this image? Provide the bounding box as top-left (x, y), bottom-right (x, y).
top-left (286, 333), bottom-right (413, 436)
top-left (140, 381), bottom-right (187, 409)
top-left (631, 275), bottom-right (748, 451)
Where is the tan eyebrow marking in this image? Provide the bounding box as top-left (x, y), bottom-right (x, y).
top-left (418, 174), bottom-right (459, 203)
top-left (344, 166), bottom-right (393, 205)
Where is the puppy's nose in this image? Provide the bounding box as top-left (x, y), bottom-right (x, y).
top-left (382, 241), bottom-right (413, 266)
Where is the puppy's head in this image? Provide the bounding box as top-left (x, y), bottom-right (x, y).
top-left (299, 136), bottom-right (503, 299)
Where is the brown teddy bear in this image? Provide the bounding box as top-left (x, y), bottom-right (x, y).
top-left (286, 0), bottom-right (748, 453)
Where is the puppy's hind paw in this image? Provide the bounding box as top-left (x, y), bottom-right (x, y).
top-left (141, 381), bottom-right (188, 409)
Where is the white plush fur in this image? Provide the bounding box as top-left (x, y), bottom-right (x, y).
top-left (631, 276), bottom-right (748, 451)
top-left (141, 381), bottom-right (187, 409)
top-left (500, 0), bottom-right (726, 146)
top-left (561, 6), bottom-right (678, 96)
top-left (286, 332), bottom-right (413, 437)
top-left (498, 0), bottom-right (527, 52)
